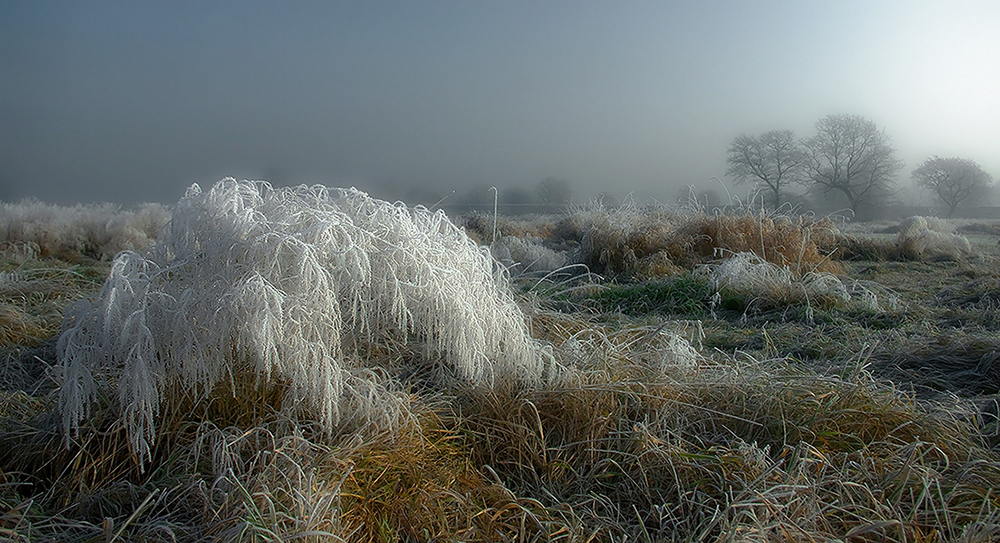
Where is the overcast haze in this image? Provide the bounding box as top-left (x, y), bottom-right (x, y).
top-left (2, 1), bottom-right (999, 207)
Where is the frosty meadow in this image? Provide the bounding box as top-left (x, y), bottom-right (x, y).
top-left (2, 178), bottom-right (1000, 541)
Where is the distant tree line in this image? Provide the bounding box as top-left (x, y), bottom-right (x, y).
top-left (449, 176), bottom-right (574, 211)
top-left (725, 114), bottom-right (994, 218)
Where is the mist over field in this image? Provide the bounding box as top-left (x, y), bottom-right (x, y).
top-left (2, 2), bottom-right (999, 210)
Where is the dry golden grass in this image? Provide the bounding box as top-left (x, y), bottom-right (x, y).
top-left (335, 411), bottom-right (556, 542)
top-left (0, 250), bottom-right (108, 348)
top-left (575, 208), bottom-right (684, 276)
top-left (0, 305), bottom-right (49, 347)
top-left (451, 345), bottom-right (1000, 542)
top-left (565, 205), bottom-right (842, 278)
top-left (683, 214), bottom-right (842, 274)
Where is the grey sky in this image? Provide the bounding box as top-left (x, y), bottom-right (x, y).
top-left (2, 1), bottom-right (998, 206)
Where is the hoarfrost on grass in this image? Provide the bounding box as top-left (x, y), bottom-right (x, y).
top-left (896, 216), bottom-right (972, 260)
top-left (490, 234), bottom-right (568, 274)
top-left (0, 199), bottom-right (170, 259)
top-left (57, 179), bottom-right (544, 463)
top-left (703, 252), bottom-right (897, 313)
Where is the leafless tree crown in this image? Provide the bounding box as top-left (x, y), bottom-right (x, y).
top-left (803, 114), bottom-right (903, 215)
top-left (726, 129), bottom-right (806, 209)
top-left (912, 156), bottom-right (993, 217)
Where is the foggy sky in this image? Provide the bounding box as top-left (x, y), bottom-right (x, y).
top-left (2, 1), bottom-right (999, 207)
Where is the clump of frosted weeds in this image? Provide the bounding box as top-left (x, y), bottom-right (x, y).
top-left (896, 216), bottom-right (972, 260)
top-left (57, 179), bottom-right (543, 463)
top-left (708, 253), bottom-right (839, 301)
top-left (704, 252), bottom-right (848, 312)
top-left (702, 252), bottom-right (899, 316)
top-left (490, 235), bottom-right (567, 274)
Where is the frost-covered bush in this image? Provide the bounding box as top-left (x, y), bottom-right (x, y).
top-left (708, 253), bottom-right (840, 300)
top-left (896, 216), bottom-right (972, 260)
top-left (57, 179), bottom-right (543, 463)
top-left (0, 200), bottom-right (170, 259)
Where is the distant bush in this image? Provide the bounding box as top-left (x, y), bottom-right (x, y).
top-left (57, 179), bottom-right (544, 464)
top-left (833, 216), bottom-right (974, 262)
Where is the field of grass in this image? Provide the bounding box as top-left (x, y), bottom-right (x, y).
top-left (3, 183), bottom-right (1000, 542)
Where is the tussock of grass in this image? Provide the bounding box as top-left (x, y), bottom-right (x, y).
top-left (572, 204), bottom-right (685, 276)
top-left (897, 216), bottom-right (973, 261)
top-left (701, 252), bottom-right (899, 317)
top-left (682, 213), bottom-right (841, 274)
top-left (562, 202), bottom-right (841, 278)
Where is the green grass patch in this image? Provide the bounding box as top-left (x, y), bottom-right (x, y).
top-left (594, 274), bottom-right (714, 316)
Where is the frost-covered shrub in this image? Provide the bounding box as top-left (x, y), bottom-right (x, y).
top-left (896, 216), bottom-right (972, 260)
top-left (57, 179), bottom-right (543, 463)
